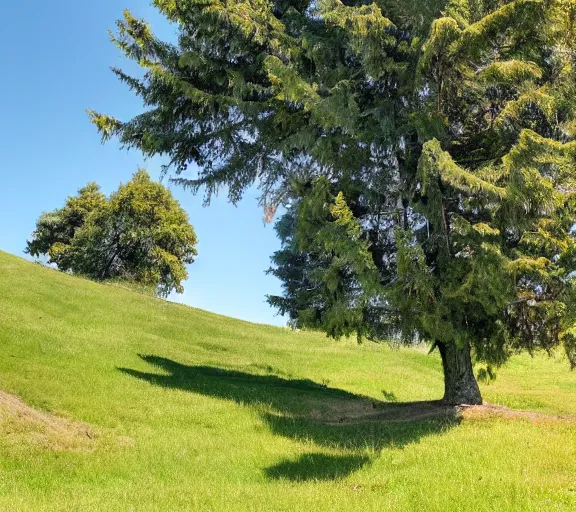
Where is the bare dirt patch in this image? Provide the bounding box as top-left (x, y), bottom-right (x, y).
top-left (309, 398), bottom-right (576, 425)
top-left (318, 399), bottom-right (458, 424)
top-left (460, 402), bottom-right (576, 424)
top-left (0, 391), bottom-right (95, 452)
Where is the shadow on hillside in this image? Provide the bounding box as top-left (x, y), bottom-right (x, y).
top-left (265, 453), bottom-right (371, 481)
top-left (118, 355), bottom-right (457, 481)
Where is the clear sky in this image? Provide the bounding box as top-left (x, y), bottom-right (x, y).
top-left (0, 0), bottom-right (286, 326)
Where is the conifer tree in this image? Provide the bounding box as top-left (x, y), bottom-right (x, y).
top-left (91, 0), bottom-right (576, 404)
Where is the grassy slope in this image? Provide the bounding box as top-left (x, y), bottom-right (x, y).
top-left (0, 250), bottom-right (575, 511)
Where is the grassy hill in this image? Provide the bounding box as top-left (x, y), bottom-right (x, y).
top-left (0, 250), bottom-right (575, 511)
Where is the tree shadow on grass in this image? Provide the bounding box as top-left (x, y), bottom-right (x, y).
top-left (265, 453), bottom-right (371, 482)
top-left (118, 355), bottom-right (458, 481)
top-left (119, 355), bottom-right (365, 417)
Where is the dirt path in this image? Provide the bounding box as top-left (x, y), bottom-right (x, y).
top-left (2, 389), bottom-right (574, 445)
top-left (317, 398), bottom-right (576, 425)
top-left (460, 401), bottom-right (576, 423)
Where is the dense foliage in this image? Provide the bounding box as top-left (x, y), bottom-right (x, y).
top-left (91, 0), bottom-right (576, 403)
top-left (26, 170), bottom-right (198, 296)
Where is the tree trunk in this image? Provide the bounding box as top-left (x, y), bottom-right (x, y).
top-left (437, 341), bottom-right (482, 405)
top-left (100, 248), bottom-right (119, 280)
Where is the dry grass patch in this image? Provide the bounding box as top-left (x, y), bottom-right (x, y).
top-left (0, 391), bottom-right (95, 452)
top-left (461, 402), bottom-right (576, 423)
top-left (317, 398), bottom-right (576, 425)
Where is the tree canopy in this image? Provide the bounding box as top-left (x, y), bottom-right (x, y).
top-left (90, 0), bottom-right (576, 404)
top-left (27, 170), bottom-right (198, 296)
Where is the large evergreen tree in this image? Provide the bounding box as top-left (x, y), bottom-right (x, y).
top-left (90, 0), bottom-right (576, 404)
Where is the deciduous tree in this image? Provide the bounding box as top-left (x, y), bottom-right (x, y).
top-left (27, 170), bottom-right (198, 296)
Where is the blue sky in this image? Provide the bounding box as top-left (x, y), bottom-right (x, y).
top-left (0, 0), bottom-right (286, 326)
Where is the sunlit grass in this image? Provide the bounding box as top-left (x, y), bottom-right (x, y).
top-left (0, 250), bottom-right (575, 511)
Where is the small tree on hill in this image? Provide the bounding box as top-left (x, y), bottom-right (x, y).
top-left (90, 0), bottom-right (576, 404)
top-left (27, 170), bottom-right (198, 296)
top-left (26, 182), bottom-right (107, 269)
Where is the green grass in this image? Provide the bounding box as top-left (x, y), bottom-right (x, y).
top-left (0, 250), bottom-right (575, 511)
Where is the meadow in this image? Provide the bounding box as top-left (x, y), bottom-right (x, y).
top-left (0, 250), bottom-right (575, 511)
